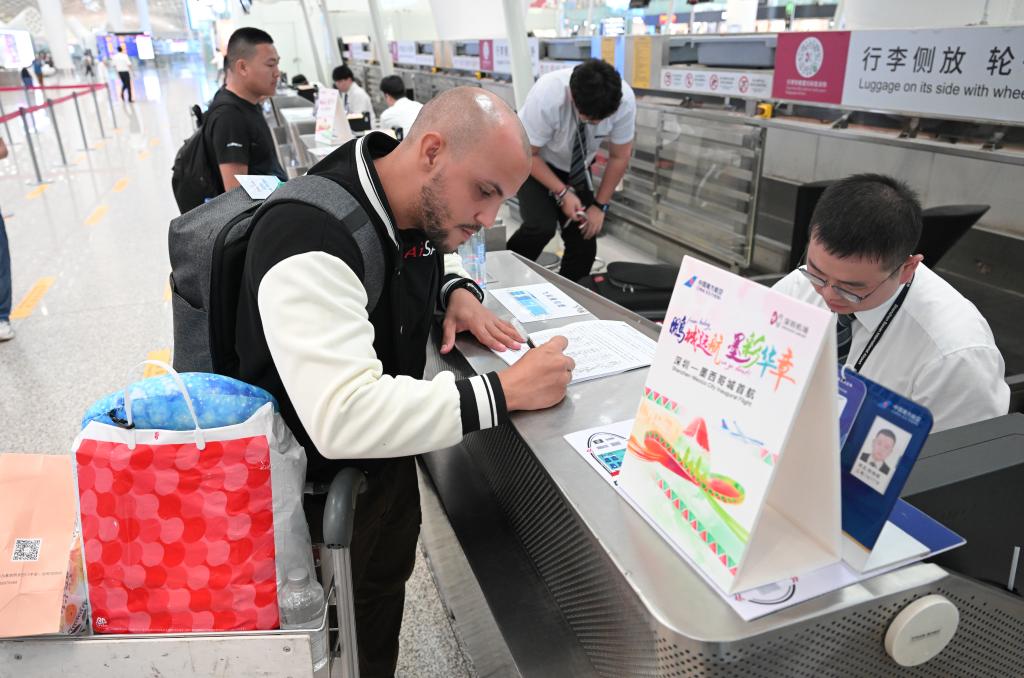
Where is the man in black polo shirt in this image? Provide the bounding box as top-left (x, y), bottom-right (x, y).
top-left (235, 87), bottom-right (574, 676)
top-left (206, 27), bottom-right (286, 193)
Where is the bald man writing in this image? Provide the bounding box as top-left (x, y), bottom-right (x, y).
top-left (234, 87), bottom-right (572, 676)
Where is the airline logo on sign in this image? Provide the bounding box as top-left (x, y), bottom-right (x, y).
top-left (772, 31), bottom-right (851, 104)
top-left (795, 36), bottom-right (825, 78)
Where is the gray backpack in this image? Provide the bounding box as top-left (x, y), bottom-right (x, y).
top-left (168, 175), bottom-right (385, 375)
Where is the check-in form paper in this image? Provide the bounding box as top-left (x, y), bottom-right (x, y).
top-left (529, 320), bottom-right (656, 383)
top-left (491, 283), bottom-right (589, 323)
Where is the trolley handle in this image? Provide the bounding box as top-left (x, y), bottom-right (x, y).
top-left (322, 467), bottom-right (367, 550)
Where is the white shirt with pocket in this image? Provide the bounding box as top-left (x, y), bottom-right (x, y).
top-left (341, 82), bottom-right (375, 126)
top-left (518, 68), bottom-right (636, 173)
top-left (378, 97), bottom-right (423, 138)
top-left (773, 263), bottom-right (1009, 432)
top-left (111, 52), bottom-right (131, 73)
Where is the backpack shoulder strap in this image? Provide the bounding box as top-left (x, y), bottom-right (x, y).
top-left (255, 175), bottom-right (386, 314)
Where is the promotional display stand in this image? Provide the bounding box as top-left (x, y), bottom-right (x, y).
top-left (313, 89), bottom-right (353, 147)
top-left (619, 256), bottom-right (842, 594)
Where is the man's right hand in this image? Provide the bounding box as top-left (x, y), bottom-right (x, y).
top-left (559, 190), bottom-right (585, 223)
top-left (498, 336), bottom-right (574, 411)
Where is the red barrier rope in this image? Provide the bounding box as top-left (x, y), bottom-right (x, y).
top-left (0, 83), bottom-right (105, 92)
top-left (0, 101), bottom-right (49, 124)
top-left (50, 92), bottom-right (78, 106)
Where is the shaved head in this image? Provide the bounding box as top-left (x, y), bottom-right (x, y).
top-left (375, 86), bottom-right (532, 254)
top-left (405, 87), bottom-right (530, 159)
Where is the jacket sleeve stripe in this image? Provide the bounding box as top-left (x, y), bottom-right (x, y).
top-left (470, 375), bottom-right (494, 429)
top-left (455, 372), bottom-right (509, 435)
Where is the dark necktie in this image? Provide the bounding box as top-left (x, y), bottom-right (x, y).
top-left (836, 313), bottom-right (856, 364)
top-left (567, 120), bottom-right (588, 193)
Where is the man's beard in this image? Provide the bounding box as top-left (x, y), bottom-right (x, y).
top-left (418, 171), bottom-right (480, 254)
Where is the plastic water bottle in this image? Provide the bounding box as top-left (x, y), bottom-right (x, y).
top-left (280, 568), bottom-right (329, 672)
top-left (458, 228), bottom-right (487, 289)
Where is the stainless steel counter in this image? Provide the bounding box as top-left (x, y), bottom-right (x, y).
top-left (420, 251), bottom-right (1024, 677)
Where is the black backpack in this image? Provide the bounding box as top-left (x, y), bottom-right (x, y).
top-left (170, 101), bottom-right (239, 214)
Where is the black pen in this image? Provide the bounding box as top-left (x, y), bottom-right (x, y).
top-left (511, 318), bottom-right (535, 349)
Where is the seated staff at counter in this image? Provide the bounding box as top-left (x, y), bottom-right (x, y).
top-left (378, 75), bottom-right (423, 139)
top-left (332, 64), bottom-right (375, 126)
top-left (508, 59), bottom-right (636, 281)
top-left (206, 27), bottom-right (287, 192)
top-left (774, 173), bottom-right (1009, 431)
top-left (234, 88), bottom-right (574, 675)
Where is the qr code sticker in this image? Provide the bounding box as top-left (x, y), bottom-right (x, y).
top-left (12, 538), bottom-right (41, 562)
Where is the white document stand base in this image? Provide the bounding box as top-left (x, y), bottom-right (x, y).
top-left (844, 522), bottom-right (930, 574)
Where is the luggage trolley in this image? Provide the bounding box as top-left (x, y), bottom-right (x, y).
top-left (0, 468), bottom-right (366, 678)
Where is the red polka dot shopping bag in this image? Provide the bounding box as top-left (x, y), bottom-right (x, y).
top-left (72, 362), bottom-right (314, 634)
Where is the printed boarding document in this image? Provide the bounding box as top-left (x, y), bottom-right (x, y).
top-left (529, 320), bottom-right (657, 384)
top-left (491, 283), bottom-right (589, 323)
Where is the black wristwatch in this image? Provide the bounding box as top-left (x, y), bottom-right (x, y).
top-left (593, 201), bottom-right (610, 214)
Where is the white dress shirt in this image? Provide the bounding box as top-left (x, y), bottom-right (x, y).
top-left (341, 82), bottom-right (375, 126)
top-left (111, 52), bottom-right (131, 73)
top-left (378, 96), bottom-right (423, 138)
top-left (774, 263), bottom-right (1008, 432)
top-left (518, 68), bottom-right (636, 172)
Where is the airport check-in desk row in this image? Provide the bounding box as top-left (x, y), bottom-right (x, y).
top-left (416, 252), bottom-right (1024, 678)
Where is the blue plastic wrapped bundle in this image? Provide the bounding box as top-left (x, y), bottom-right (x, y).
top-left (81, 372), bottom-right (278, 431)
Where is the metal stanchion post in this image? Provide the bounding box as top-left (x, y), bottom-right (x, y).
top-left (46, 99), bottom-right (67, 166)
top-left (0, 95), bottom-right (12, 146)
top-left (105, 83), bottom-right (118, 129)
top-left (90, 86), bottom-right (106, 138)
top-left (19, 107), bottom-right (44, 184)
top-left (72, 91), bottom-right (89, 151)
top-left (23, 85), bottom-right (38, 134)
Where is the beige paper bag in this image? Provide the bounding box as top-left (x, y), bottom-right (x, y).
top-left (0, 453), bottom-right (88, 637)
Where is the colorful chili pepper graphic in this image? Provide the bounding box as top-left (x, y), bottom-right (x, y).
top-left (628, 416), bottom-right (749, 543)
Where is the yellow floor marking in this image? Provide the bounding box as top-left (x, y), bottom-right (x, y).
top-left (138, 149), bottom-right (150, 160)
top-left (143, 349), bottom-right (172, 377)
top-left (10, 277), bottom-right (55, 320)
top-left (149, 137), bottom-right (160, 147)
top-left (84, 204), bottom-right (108, 226)
top-left (112, 178), bottom-right (129, 193)
top-left (25, 184), bottom-right (49, 200)
top-left (163, 280), bottom-right (172, 302)
top-left (92, 140), bottom-right (105, 150)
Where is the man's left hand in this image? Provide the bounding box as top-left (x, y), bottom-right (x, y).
top-left (441, 288), bottom-right (524, 354)
top-left (580, 205), bottom-right (605, 240)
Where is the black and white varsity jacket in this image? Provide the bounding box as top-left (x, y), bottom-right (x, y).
top-left (235, 132), bottom-right (508, 478)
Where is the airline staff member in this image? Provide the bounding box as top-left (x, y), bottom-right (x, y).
top-left (508, 59), bottom-right (636, 281)
top-left (332, 65), bottom-right (375, 126)
top-left (774, 173), bottom-right (1009, 432)
top-left (378, 75), bottom-right (423, 138)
